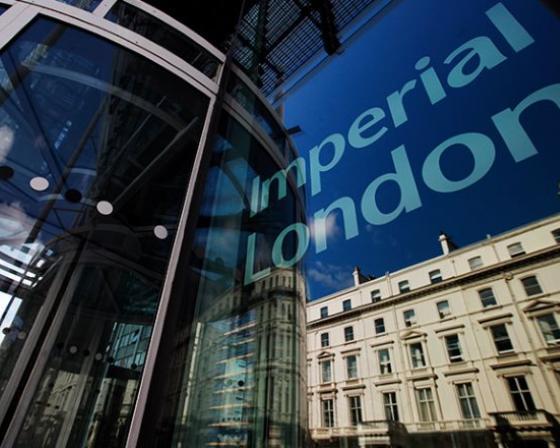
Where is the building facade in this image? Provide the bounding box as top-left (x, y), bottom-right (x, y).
top-left (307, 214), bottom-right (560, 447)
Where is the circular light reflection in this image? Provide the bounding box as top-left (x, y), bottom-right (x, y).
top-left (30, 177), bottom-right (49, 192)
top-left (154, 225), bottom-right (168, 240)
top-left (96, 200), bottom-right (114, 215)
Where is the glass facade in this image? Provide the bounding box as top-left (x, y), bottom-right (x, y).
top-left (0, 2), bottom-right (306, 447)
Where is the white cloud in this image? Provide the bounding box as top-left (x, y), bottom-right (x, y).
top-left (307, 261), bottom-right (353, 290)
top-left (308, 214), bottom-right (341, 245)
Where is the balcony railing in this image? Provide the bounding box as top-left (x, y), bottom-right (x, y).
top-left (310, 418), bottom-right (491, 439)
top-left (490, 410), bottom-right (554, 428)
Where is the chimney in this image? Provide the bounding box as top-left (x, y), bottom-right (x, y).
top-left (439, 231), bottom-right (458, 255)
top-left (352, 266), bottom-right (362, 286)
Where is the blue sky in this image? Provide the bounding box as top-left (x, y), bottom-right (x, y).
top-left (281, 0), bottom-right (560, 299)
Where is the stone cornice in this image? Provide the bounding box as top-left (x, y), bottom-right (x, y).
top-left (307, 245), bottom-right (560, 330)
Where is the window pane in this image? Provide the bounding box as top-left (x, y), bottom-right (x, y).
top-left (378, 349), bottom-right (392, 374)
top-left (429, 269), bottom-right (442, 283)
top-left (0, 18), bottom-right (209, 446)
top-left (322, 399), bottom-right (334, 427)
top-left (321, 361), bottom-right (332, 383)
top-left (349, 396), bottom-right (362, 425)
top-left (468, 256), bottom-right (483, 270)
top-left (479, 288), bottom-right (497, 307)
top-left (403, 309), bottom-right (416, 327)
top-left (343, 299), bottom-right (351, 311)
top-left (445, 334), bottom-right (463, 362)
top-left (371, 289), bottom-right (381, 302)
top-left (491, 324), bottom-right (513, 353)
top-left (399, 280), bottom-right (410, 293)
top-left (374, 317), bottom-right (385, 334)
top-left (346, 355), bottom-right (358, 379)
top-left (344, 326), bottom-right (354, 341)
top-left (507, 242), bottom-right (525, 257)
top-left (437, 300), bottom-right (450, 318)
top-left (521, 276), bottom-right (543, 296)
top-left (410, 342), bottom-right (426, 368)
top-left (320, 306), bottom-right (328, 318)
top-left (383, 392), bottom-right (399, 421)
top-left (537, 314), bottom-right (560, 344)
top-left (321, 332), bottom-right (329, 347)
top-left (507, 376), bottom-right (536, 412)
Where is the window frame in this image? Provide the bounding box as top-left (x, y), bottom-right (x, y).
top-left (478, 287), bottom-right (497, 308)
top-left (398, 280), bottom-right (410, 293)
top-left (429, 269), bottom-right (443, 284)
top-left (507, 376), bottom-right (536, 413)
top-left (374, 317), bottom-right (386, 335)
top-left (345, 354), bottom-right (358, 380)
top-left (383, 391), bottom-right (399, 421)
top-left (320, 306), bottom-right (328, 319)
top-left (377, 348), bottom-right (392, 375)
top-left (409, 342), bottom-right (426, 369)
top-left (521, 275), bottom-right (543, 297)
top-left (490, 323), bottom-right (514, 354)
top-left (344, 326), bottom-right (354, 342)
top-left (416, 387), bottom-right (437, 422)
top-left (507, 242), bottom-right (525, 258)
top-left (322, 399), bottom-right (335, 428)
top-left (320, 332), bottom-right (330, 348)
top-left (444, 334), bottom-right (463, 363)
top-left (536, 313), bottom-right (560, 345)
top-left (348, 395), bottom-right (363, 426)
top-left (320, 359), bottom-right (333, 383)
top-left (342, 299), bottom-right (352, 312)
top-left (436, 300), bottom-right (451, 319)
top-left (456, 382), bottom-right (481, 420)
top-left (403, 309), bottom-right (416, 327)
top-left (468, 256), bottom-right (483, 270)
top-left (371, 289), bottom-right (381, 303)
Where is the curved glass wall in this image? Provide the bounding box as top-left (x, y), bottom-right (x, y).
top-left (0, 2), bottom-right (308, 447)
top-left (0, 8), bottom-right (210, 447)
top-left (134, 69), bottom-right (308, 447)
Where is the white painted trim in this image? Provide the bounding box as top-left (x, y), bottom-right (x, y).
top-left (124, 92), bottom-right (218, 448)
top-left (13, 0), bottom-right (221, 95)
top-left (92, 0), bottom-right (116, 17)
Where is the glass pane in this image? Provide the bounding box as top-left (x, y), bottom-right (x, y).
top-left (106, 1), bottom-right (220, 79)
top-left (139, 109), bottom-right (307, 446)
top-left (0, 17), bottom-right (209, 447)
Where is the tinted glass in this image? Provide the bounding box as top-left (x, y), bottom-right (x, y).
top-left (107, 1), bottom-right (220, 79)
top-left (0, 18), bottom-right (208, 446)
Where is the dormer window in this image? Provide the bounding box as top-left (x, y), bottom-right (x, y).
top-left (398, 280), bottom-right (410, 293)
top-left (371, 289), bottom-right (381, 303)
top-left (429, 269), bottom-right (442, 284)
top-left (507, 242), bottom-right (525, 258)
top-left (468, 256), bottom-right (483, 270)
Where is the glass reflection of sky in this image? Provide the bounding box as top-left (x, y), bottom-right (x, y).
top-left (283, 0), bottom-right (560, 299)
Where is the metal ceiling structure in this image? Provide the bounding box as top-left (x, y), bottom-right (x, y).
top-left (144, 0), bottom-right (381, 95)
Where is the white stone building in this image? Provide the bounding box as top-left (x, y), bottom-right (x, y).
top-left (306, 214), bottom-right (560, 447)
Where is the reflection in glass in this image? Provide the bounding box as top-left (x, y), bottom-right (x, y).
top-left (107, 1), bottom-right (220, 79)
top-left (0, 17), bottom-right (208, 446)
top-left (140, 109), bottom-right (307, 446)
